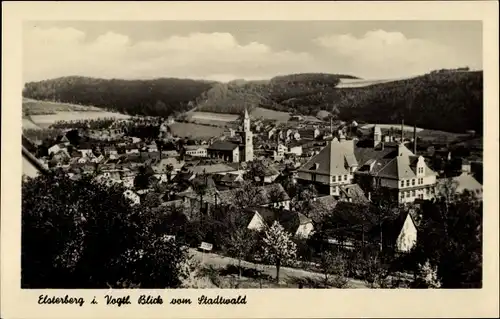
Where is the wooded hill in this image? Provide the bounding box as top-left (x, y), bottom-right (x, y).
top-left (23, 70), bottom-right (483, 134)
top-left (195, 71), bottom-right (483, 134)
top-left (23, 76), bottom-right (215, 118)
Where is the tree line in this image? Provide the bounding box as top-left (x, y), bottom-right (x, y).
top-left (22, 167), bottom-right (482, 288)
top-left (23, 76), bottom-right (215, 118)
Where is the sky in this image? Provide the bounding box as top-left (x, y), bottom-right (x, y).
top-left (23, 21), bottom-right (483, 83)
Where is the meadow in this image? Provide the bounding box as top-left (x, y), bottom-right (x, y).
top-left (168, 122), bottom-right (225, 139)
top-left (22, 98), bottom-right (131, 129)
top-left (251, 107), bottom-right (290, 122)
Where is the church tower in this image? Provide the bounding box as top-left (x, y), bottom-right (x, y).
top-left (242, 108), bottom-right (253, 162)
top-left (373, 124), bottom-right (382, 148)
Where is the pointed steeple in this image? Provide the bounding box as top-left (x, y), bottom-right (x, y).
top-left (243, 107), bottom-right (251, 132)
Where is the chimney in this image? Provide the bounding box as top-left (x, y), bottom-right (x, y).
top-left (401, 119), bottom-right (404, 143)
top-left (413, 123), bottom-right (417, 154)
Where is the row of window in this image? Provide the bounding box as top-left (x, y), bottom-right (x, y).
top-left (401, 177), bottom-right (425, 188)
top-left (187, 150), bottom-right (206, 155)
top-left (332, 175), bottom-right (348, 182)
top-left (400, 187), bottom-right (434, 199)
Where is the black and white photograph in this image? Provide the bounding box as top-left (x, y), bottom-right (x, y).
top-left (18, 18), bottom-right (486, 290)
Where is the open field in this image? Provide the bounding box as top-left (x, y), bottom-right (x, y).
top-left (23, 98), bottom-right (103, 115)
top-left (189, 112), bottom-right (239, 122)
top-left (417, 129), bottom-right (470, 143)
top-left (336, 76), bottom-right (413, 88)
top-left (187, 112), bottom-right (240, 127)
top-left (22, 98), bottom-right (131, 129)
top-left (168, 122), bottom-right (225, 139)
top-left (251, 107), bottom-right (290, 122)
top-left (361, 124), bottom-right (424, 132)
top-left (28, 112), bottom-right (131, 129)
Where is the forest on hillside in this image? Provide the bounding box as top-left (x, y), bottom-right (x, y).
top-left (22, 71), bottom-right (483, 134)
top-left (22, 76), bottom-right (215, 118)
top-left (197, 71), bottom-right (484, 134)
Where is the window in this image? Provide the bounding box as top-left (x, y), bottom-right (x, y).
top-left (406, 180), bottom-right (410, 187)
top-left (426, 188), bottom-right (430, 195)
top-left (332, 176), bottom-right (336, 182)
top-left (344, 175), bottom-right (347, 181)
top-left (411, 190), bottom-right (415, 197)
top-left (412, 179), bottom-right (415, 186)
top-left (400, 193), bottom-right (405, 200)
top-left (401, 180), bottom-right (405, 187)
top-left (419, 194), bottom-right (423, 199)
top-left (405, 191), bottom-right (409, 198)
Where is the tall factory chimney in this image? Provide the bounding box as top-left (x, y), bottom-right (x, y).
top-left (413, 123), bottom-right (417, 154)
top-left (401, 119), bottom-right (404, 143)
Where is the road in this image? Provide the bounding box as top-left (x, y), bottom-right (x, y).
top-left (188, 248), bottom-right (368, 288)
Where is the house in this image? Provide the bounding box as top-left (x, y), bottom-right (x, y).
top-left (338, 184), bottom-right (370, 205)
top-left (207, 141), bottom-right (240, 163)
top-left (436, 172), bottom-right (483, 200)
top-left (288, 145), bottom-right (303, 156)
top-left (79, 148), bottom-right (95, 158)
top-left (123, 190), bottom-right (141, 206)
top-left (216, 173), bottom-right (244, 187)
top-left (152, 158), bottom-right (185, 182)
top-left (148, 142), bottom-right (159, 153)
top-left (297, 128), bottom-right (320, 140)
top-left (273, 144), bottom-right (288, 161)
top-left (177, 183), bottom-right (291, 212)
top-left (188, 163), bottom-right (238, 176)
top-left (355, 143), bottom-right (437, 204)
top-left (296, 138), bottom-right (358, 196)
top-left (125, 146), bottom-right (140, 154)
top-left (384, 211), bottom-right (418, 253)
top-left (257, 165), bottom-right (280, 184)
top-left (162, 150), bottom-right (180, 158)
top-left (104, 146), bottom-right (118, 156)
top-left (278, 209), bottom-right (314, 239)
top-left (48, 143), bottom-right (66, 156)
top-left (224, 128), bottom-right (236, 138)
top-left (184, 145), bottom-right (208, 157)
top-left (257, 183), bottom-right (291, 210)
top-left (267, 127), bottom-right (277, 140)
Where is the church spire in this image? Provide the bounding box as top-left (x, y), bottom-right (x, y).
top-left (243, 107), bottom-right (251, 132)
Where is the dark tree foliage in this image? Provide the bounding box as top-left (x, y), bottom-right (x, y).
top-left (22, 172), bottom-right (189, 288)
top-left (410, 192), bottom-right (482, 288)
top-left (22, 76), bottom-right (215, 117)
top-left (199, 71), bottom-right (483, 134)
top-left (134, 165), bottom-right (155, 190)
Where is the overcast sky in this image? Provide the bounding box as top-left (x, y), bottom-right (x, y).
top-left (23, 20), bottom-right (482, 83)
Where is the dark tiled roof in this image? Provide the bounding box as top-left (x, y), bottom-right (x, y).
top-left (339, 184), bottom-right (370, 204)
top-left (208, 141), bottom-right (238, 151)
top-left (299, 138), bottom-right (356, 176)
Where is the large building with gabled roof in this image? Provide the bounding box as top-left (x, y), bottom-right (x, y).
top-left (296, 137), bottom-right (358, 196)
top-left (355, 142), bottom-right (437, 204)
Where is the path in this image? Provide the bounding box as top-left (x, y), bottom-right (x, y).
top-left (188, 248), bottom-right (368, 288)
